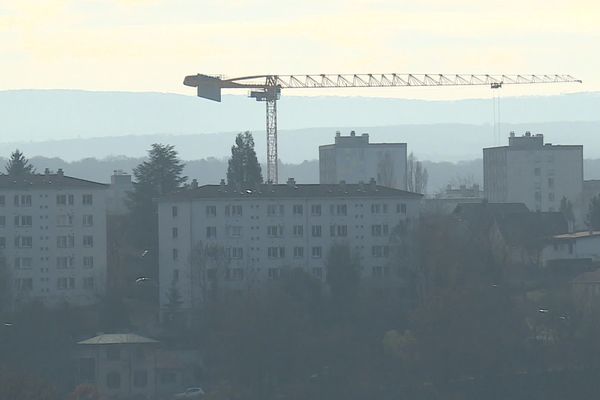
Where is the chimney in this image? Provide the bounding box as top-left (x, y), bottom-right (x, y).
top-left (358, 181), bottom-right (365, 191)
top-left (191, 179), bottom-right (198, 189)
top-left (286, 177), bottom-right (296, 187)
top-left (336, 130), bottom-right (341, 137)
top-left (369, 177), bottom-right (376, 190)
top-left (339, 180), bottom-right (346, 191)
top-left (350, 130), bottom-right (356, 137)
top-left (525, 131), bottom-right (531, 137)
top-left (57, 168), bottom-right (64, 177)
top-left (44, 168), bottom-right (50, 175)
top-left (510, 131), bottom-right (515, 138)
top-left (218, 179), bottom-right (226, 192)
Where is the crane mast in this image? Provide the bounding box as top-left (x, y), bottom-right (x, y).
top-left (184, 73), bottom-right (582, 184)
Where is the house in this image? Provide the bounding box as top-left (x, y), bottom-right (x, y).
top-left (542, 231), bottom-right (600, 267)
top-left (157, 179), bottom-right (422, 313)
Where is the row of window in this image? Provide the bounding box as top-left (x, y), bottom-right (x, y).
top-left (0, 235), bottom-right (95, 249)
top-left (0, 194), bottom-right (94, 207)
top-left (12, 256), bottom-right (94, 269)
top-left (201, 224), bottom-right (390, 239)
top-left (173, 202), bottom-right (408, 218)
top-left (14, 276), bottom-right (95, 291)
top-left (0, 214), bottom-right (94, 228)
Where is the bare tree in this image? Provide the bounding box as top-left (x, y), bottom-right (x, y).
top-left (377, 151), bottom-right (396, 188)
top-left (407, 152), bottom-right (428, 194)
top-left (190, 242), bottom-right (231, 307)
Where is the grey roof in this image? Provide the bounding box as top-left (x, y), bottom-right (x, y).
top-left (0, 173), bottom-right (107, 190)
top-left (160, 183), bottom-right (423, 202)
top-left (78, 333), bottom-right (159, 345)
top-left (494, 212), bottom-right (568, 247)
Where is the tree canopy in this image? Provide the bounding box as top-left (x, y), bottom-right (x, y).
top-left (587, 195), bottom-right (600, 230)
top-left (226, 131), bottom-right (263, 187)
top-left (5, 149), bottom-right (35, 176)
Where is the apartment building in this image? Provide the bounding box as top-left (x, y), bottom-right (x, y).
top-left (319, 131), bottom-right (408, 189)
top-left (158, 179), bottom-right (422, 311)
top-left (484, 132), bottom-right (584, 226)
top-left (0, 170), bottom-right (108, 308)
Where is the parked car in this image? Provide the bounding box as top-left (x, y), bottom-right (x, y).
top-left (174, 387), bottom-right (205, 399)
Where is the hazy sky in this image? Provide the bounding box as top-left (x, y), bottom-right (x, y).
top-left (1, 0), bottom-right (598, 99)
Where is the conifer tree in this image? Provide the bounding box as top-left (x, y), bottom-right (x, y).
top-left (226, 131), bottom-right (263, 187)
top-left (5, 149), bottom-right (35, 176)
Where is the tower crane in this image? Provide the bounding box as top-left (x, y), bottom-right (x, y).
top-left (184, 73), bottom-right (581, 183)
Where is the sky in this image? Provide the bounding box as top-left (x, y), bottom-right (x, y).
top-left (0, 0), bottom-right (598, 100)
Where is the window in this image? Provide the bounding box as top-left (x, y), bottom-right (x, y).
top-left (227, 226), bottom-right (242, 237)
top-left (172, 248), bottom-right (178, 261)
top-left (372, 266), bottom-right (383, 278)
top-left (57, 194), bottom-right (67, 205)
top-left (311, 225), bottom-right (322, 237)
top-left (330, 224), bottom-right (348, 237)
top-left (83, 256), bottom-right (94, 269)
top-left (293, 204), bottom-right (303, 215)
top-left (57, 277), bottom-right (75, 290)
top-left (267, 204), bottom-right (284, 216)
top-left (15, 257), bottom-right (32, 269)
top-left (14, 215), bottom-right (32, 227)
top-left (83, 235), bottom-right (94, 248)
top-left (68, 194), bottom-right (74, 205)
top-left (293, 246), bottom-right (304, 258)
top-left (172, 227), bottom-right (178, 238)
top-left (372, 245), bottom-right (389, 258)
top-left (225, 204), bottom-right (243, 217)
top-left (548, 177), bottom-right (555, 189)
top-left (267, 247), bottom-right (285, 259)
top-left (311, 204), bottom-right (322, 216)
top-left (311, 246), bottom-right (322, 258)
top-left (231, 268), bottom-right (244, 281)
top-left (0, 216), bottom-right (4, 227)
top-left (16, 278), bottom-right (33, 291)
top-left (82, 194), bottom-right (93, 205)
top-left (57, 214), bottom-right (73, 227)
top-left (292, 225), bottom-right (304, 237)
top-left (371, 204), bottom-right (381, 214)
top-left (134, 370), bottom-right (148, 388)
top-left (330, 204), bottom-right (347, 216)
top-left (231, 247), bottom-right (244, 259)
top-left (267, 225), bottom-right (283, 237)
top-left (206, 226), bottom-right (217, 238)
top-left (83, 277), bottom-right (95, 289)
top-left (206, 205), bottom-right (217, 217)
top-left (172, 206), bottom-right (178, 217)
top-left (83, 215), bottom-right (94, 226)
top-left (106, 371), bottom-right (121, 389)
top-left (56, 256), bottom-right (74, 269)
top-left (0, 237), bottom-right (5, 249)
top-left (268, 267), bottom-right (282, 280)
top-left (312, 267), bottom-right (323, 279)
top-left (15, 236), bottom-right (32, 248)
top-left (19, 195), bottom-right (31, 207)
top-left (397, 203), bottom-right (407, 214)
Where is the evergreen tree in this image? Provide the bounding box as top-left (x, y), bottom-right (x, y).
top-left (587, 195), bottom-right (600, 230)
top-left (5, 149), bottom-right (35, 176)
top-left (127, 144), bottom-right (187, 292)
top-left (226, 131), bottom-right (263, 187)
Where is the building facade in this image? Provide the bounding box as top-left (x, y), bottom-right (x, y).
top-left (319, 131), bottom-right (408, 189)
top-left (0, 170), bottom-right (108, 308)
top-left (483, 132), bottom-right (584, 225)
top-left (158, 180), bottom-right (422, 311)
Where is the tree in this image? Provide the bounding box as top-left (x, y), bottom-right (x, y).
top-left (586, 195), bottom-right (600, 230)
top-left (0, 252), bottom-right (10, 311)
top-left (325, 243), bottom-right (361, 314)
top-left (407, 152), bottom-right (428, 194)
top-left (560, 196), bottom-right (575, 226)
top-left (227, 132), bottom-right (263, 187)
top-left (377, 151), bottom-right (396, 188)
top-left (127, 144), bottom-right (187, 295)
top-left (5, 149), bottom-right (35, 176)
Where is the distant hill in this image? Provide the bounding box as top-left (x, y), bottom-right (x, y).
top-left (1, 89), bottom-right (599, 144)
top-left (1, 121), bottom-right (599, 163)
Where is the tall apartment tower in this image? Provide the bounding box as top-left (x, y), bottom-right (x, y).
top-left (484, 132), bottom-right (584, 225)
top-left (0, 170), bottom-right (108, 308)
top-left (319, 131), bottom-right (408, 190)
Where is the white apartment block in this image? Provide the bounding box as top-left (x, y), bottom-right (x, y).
top-left (319, 131), bottom-right (408, 190)
top-left (484, 132), bottom-right (584, 226)
top-left (158, 179), bottom-right (422, 311)
top-left (0, 170), bottom-right (108, 308)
